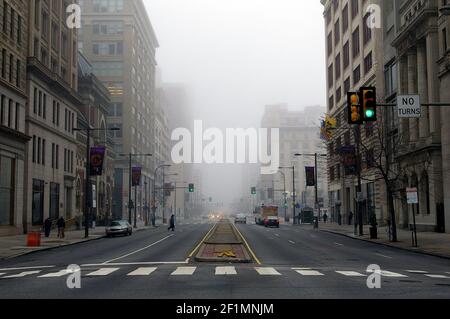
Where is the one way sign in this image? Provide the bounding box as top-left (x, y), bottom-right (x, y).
top-left (397, 95), bottom-right (421, 118)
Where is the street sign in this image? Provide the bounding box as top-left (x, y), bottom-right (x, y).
top-left (398, 95), bottom-right (421, 118)
top-left (406, 188), bottom-right (419, 204)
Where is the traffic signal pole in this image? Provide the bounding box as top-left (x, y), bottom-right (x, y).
top-left (355, 126), bottom-right (364, 236)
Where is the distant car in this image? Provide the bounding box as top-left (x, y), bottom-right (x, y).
top-left (106, 220), bottom-right (133, 237)
top-left (234, 214), bottom-right (247, 224)
top-left (264, 216), bottom-right (280, 228)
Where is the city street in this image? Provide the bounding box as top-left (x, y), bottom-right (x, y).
top-left (0, 220), bottom-right (449, 299)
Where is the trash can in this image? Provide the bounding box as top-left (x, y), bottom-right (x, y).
top-left (27, 232), bottom-right (41, 247)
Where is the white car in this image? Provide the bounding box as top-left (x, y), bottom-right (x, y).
top-left (234, 214), bottom-right (247, 224)
top-left (106, 220), bottom-right (133, 237)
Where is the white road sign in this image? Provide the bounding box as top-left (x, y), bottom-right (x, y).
top-left (398, 95), bottom-right (421, 118)
top-left (406, 188), bottom-right (418, 204)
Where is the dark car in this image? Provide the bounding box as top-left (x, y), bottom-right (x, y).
top-left (106, 220), bottom-right (133, 237)
top-left (264, 216), bottom-right (280, 228)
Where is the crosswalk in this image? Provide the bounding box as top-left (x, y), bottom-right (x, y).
top-left (0, 266), bottom-right (448, 281)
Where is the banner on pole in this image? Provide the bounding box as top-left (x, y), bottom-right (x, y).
top-left (132, 167), bottom-right (142, 186)
top-left (90, 147), bottom-right (106, 176)
top-left (305, 167), bottom-right (315, 186)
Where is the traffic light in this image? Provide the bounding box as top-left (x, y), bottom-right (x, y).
top-left (347, 92), bottom-right (362, 124)
top-left (251, 187), bottom-right (256, 195)
top-left (360, 87), bottom-right (377, 121)
top-left (189, 183), bottom-right (195, 193)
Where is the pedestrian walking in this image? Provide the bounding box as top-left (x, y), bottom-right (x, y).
top-left (168, 214), bottom-right (175, 232)
top-left (338, 213), bottom-right (342, 225)
top-left (44, 218), bottom-right (52, 237)
top-left (348, 211), bottom-right (353, 225)
top-left (57, 216), bottom-right (66, 238)
top-left (323, 213), bottom-right (328, 223)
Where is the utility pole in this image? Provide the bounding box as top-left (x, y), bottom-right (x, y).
top-left (280, 166), bottom-right (296, 223)
top-left (355, 126), bottom-right (364, 236)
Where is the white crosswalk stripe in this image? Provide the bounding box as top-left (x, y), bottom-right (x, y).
top-left (127, 267), bottom-right (157, 276)
top-left (406, 270), bottom-right (428, 274)
top-left (86, 268), bottom-right (120, 276)
top-left (215, 266), bottom-right (237, 275)
top-left (0, 273), bottom-right (5, 277)
top-left (171, 267), bottom-right (197, 276)
top-left (425, 274), bottom-right (450, 279)
top-left (3, 271), bottom-right (41, 278)
top-left (368, 270), bottom-right (407, 278)
top-left (38, 270), bottom-right (71, 278)
top-left (336, 271), bottom-right (366, 277)
top-left (293, 268), bottom-right (324, 276)
top-left (255, 267), bottom-right (281, 275)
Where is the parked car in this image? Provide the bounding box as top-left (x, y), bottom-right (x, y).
top-left (106, 220), bottom-right (133, 237)
top-left (234, 214), bottom-right (247, 224)
top-left (264, 216), bottom-right (280, 228)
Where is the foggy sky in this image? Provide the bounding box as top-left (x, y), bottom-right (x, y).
top-left (143, 0), bottom-right (326, 205)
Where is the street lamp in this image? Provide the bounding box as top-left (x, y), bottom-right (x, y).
top-left (279, 166), bottom-right (296, 224)
top-left (277, 170), bottom-right (288, 222)
top-left (152, 164), bottom-right (171, 226)
top-left (119, 153), bottom-right (152, 228)
top-left (73, 126), bottom-right (120, 238)
top-left (295, 153), bottom-right (327, 227)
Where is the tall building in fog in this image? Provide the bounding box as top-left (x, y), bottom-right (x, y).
top-left (79, 0), bottom-right (159, 220)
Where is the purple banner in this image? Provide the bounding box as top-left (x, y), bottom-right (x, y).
top-left (132, 167), bottom-right (142, 186)
top-left (305, 167), bottom-right (315, 187)
top-left (90, 147), bottom-right (106, 176)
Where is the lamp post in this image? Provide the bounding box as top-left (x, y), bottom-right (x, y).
top-left (295, 153), bottom-right (327, 227)
top-left (279, 166), bottom-right (296, 224)
top-left (73, 126), bottom-right (120, 239)
top-left (119, 153), bottom-right (152, 228)
top-left (277, 170), bottom-right (288, 222)
top-left (164, 173), bottom-right (178, 223)
top-left (152, 164), bottom-right (171, 225)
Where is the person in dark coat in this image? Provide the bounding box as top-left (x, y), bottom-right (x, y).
top-left (168, 214), bottom-right (175, 232)
top-left (348, 211), bottom-right (354, 225)
top-left (323, 213), bottom-right (328, 223)
top-left (57, 216), bottom-right (66, 238)
top-left (44, 218), bottom-right (52, 237)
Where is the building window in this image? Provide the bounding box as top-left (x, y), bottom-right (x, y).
top-left (0, 94), bottom-right (5, 125)
top-left (0, 156), bottom-right (15, 226)
top-left (353, 65), bottom-right (361, 85)
top-left (15, 59), bottom-right (20, 87)
top-left (352, 27), bottom-right (360, 58)
top-left (336, 87), bottom-right (342, 104)
top-left (49, 182), bottom-right (60, 220)
top-left (342, 4), bottom-right (349, 33)
top-left (328, 64), bottom-right (333, 87)
top-left (344, 77), bottom-right (350, 95)
top-left (334, 19), bottom-right (340, 45)
top-left (363, 13), bottom-right (372, 45)
top-left (364, 51), bottom-right (373, 74)
top-left (1, 49), bottom-right (6, 78)
top-left (32, 179), bottom-right (44, 225)
top-left (351, 0), bottom-right (358, 18)
top-left (335, 53), bottom-right (341, 79)
top-left (33, 135), bottom-right (36, 163)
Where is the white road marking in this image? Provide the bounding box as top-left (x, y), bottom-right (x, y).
top-left (368, 270), bottom-right (407, 278)
top-left (334, 242), bottom-right (344, 246)
top-left (86, 268), bottom-right (120, 276)
top-left (0, 265), bottom-right (54, 271)
top-left (215, 266), bottom-right (237, 275)
top-left (171, 267), bottom-right (197, 276)
top-left (375, 253), bottom-right (393, 259)
top-left (82, 261), bottom-right (188, 267)
top-left (127, 267), bottom-right (157, 276)
top-left (425, 274), bottom-right (450, 279)
top-left (102, 234), bottom-right (175, 264)
top-left (39, 270), bottom-right (71, 278)
top-left (336, 271), bottom-right (366, 277)
top-left (406, 270), bottom-right (429, 274)
top-left (255, 267), bottom-right (281, 276)
top-left (274, 234), bottom-right (280, 237)
top-left (0, 273), bottom-right (4, 277)
top-left (288, 240), bottom-right (296, 245)
top-left (3, 270), bottom-right (41, 278)
top-left (294, 269), bottom-right (324, 276)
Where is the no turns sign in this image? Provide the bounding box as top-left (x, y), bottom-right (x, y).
top-left (398, 95), bottom-right (421, 118)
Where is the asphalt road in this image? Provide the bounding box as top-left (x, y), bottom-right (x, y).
top-left (0, 220), bottom-right (449, 299)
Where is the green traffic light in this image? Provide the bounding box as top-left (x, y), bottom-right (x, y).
top-left (365, 109), bottom-right (375, 118)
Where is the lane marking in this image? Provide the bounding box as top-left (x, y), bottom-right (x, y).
top-left (274, 234), bottom-right (280, 237)
top-left (2, 270), bottom-right (41, 278)
top-left (82, 261), bottom-right (188, 267)
top-left (255, 267), bottom-right (281, 276)
top-left (0, 273), bottom-right (5, 277)
top-left (294, 269), bottom-right (324, 276)
top-left (171, 267), bottom-right (196, 276)
top-left (103, 234), bottom-right (174, 264)
top-left (336, 271), bottom-right (366, 277)
top-left (86, 268), bottom-right (120, 276)
top-left (425, 274), bottom-right (450, 279)
top-left (368, 270), bottom-right (407, 278)
top-left (375, 253), bottom-right (393, 259)
top-left (232, 223), bottom-right (262, 265)
top-left (288, 240), bottom-right (296, 245)
top-left (127, 267), bottom-right (157, 276)
top-left (39, 270), bottom-right (71, 278)
top-left (0, 265), bottom-right (55, 271)
top-left (215, 266), bottom-right (237, 275)
top-left (334, 242), bottom-right (344, 246)
top-left (188, 223), bottom-right (216, 258)
top-left (406, 270), bottom-right (428, 274)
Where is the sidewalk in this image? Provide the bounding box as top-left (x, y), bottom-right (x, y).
top-left (0, 221), bottom-right (153, 260)
top-left (317, 222), bottom-right (450, 259)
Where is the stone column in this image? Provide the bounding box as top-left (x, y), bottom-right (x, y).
top-left (407, 48), bottom-right (418, 142)
top-left (398, 56), bottom-right (409, 143)
top-left (417, 41), bottom-right (429, 139)
top-left (426, 31), bottom-right (441, 138)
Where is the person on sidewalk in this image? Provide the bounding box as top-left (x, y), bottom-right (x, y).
top-left (44, 218), bottom-right (52, 237)
top-left (168, 214), bottom-right (175, 232)
top-left (57, 216), bottom-right (66, 238)
top-left (338, 213), bottom-right (342, 225)
top-left (348, 211), bottom-right (353, 225)
top-left (323, 213), bottom-right (328, 223)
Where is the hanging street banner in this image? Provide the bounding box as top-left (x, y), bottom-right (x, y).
top-left (90, 146), bottom-right (106, 176)
top-left (132, 167), bottom-right (142, 186)
top-left (340, 146), bottom-right (358, 176)
top-left (305, 167), bottom-right (315, 186)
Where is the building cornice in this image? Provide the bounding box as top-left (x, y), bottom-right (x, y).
top-left (0, 125), bottom-right (31, 143)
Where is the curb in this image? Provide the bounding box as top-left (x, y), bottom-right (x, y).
top-left (0, 226), bottom-right (155, 261)
top-left (320, 229), bottom-right (450, 261)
